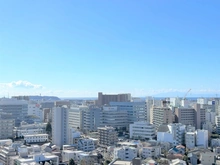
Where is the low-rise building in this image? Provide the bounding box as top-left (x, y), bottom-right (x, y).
top-left (129, 121), bottom-right (155, 140)
top-left (24, 134), bottom-right (48, 143)
top-left (185, 132), bottom-right (196, 149)
top-left (77, 138), bottom-right (96, 152)
top-left (140, 146), bottom-right (161, 159)
top-left (196, 129), bottom-right (208, 148)
top-left (114, 146), bottom-right (137, 161)
top-left (200, 152), bottom-right (216, 165)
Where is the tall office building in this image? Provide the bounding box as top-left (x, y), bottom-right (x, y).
top-left (146, 97), bottom-right (154, 122)
top-left (0, 98), bottom-right (28, 126)
top-left (82, 106), bottom-right (101, 132)
top-left (100, 106), bottom-right (128, 129)
top-left (52, 106), bottom-right (69, 148)
top-left (110, 101), bottom-right (146, 124)
top-left (97, 92), bottom-right (131, 106)
top-left (150, 107), bottom-right (173, 130)
top-left (175, 104), bottom-right (205, 129)
top-left (69, 106), bottom-right (87, 130)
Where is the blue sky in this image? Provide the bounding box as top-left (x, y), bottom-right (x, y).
top-left (0, 0), bottom-right (220, 97)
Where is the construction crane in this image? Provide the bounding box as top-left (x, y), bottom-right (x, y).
top-left (183, 89), bottom-right (191, 100)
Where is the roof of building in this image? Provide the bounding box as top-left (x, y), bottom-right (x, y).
top-left (157, 124), bottom-right (169, 132)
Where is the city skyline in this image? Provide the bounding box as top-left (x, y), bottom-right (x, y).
top-left (0, 1), bottom-right (220, 97)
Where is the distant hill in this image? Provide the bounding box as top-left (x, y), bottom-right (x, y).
top-left (29, 96), bottom-right (60, 101)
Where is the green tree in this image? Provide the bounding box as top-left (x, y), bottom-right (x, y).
top-left (46, 122), bottom-right (52, 134)
top-left (69, 158), bottom-right (75, 165)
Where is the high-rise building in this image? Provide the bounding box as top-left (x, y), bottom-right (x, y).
top-left (68, 106), bottom-right (87, 130)
top-left (150, 107), bottom-right (173, 130)
top-left (175, 104), bottom-right (205, 129)
top-left (97, 92), bottom-right (131, 106)
top-left (82, 106), bottom-right (101, 132)
top-left (110, 101), bottom-right (146, 124)
top-left (52, 106), bottom-right (69, 148)
top-left (100, 106), bottom-right (128, 129)
top-left (146, 97), bottom-right (154, 122)
top-left (0, 98), bottom-right (28, 126)
top-left (0, 112), bottom-right (15, 139)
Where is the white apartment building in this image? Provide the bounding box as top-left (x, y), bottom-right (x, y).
top-left (185, 132), bottom-right (196, 149)
top-left (146, 96), bottom-right (154, 122)
top-left (24, 134), bottom-right (48, 143)
top-left (52, 107), bottom-right (69, 148)
top-left (196, 129), bottom-right (208, 148)
top-left (140, 146), bottom-right (161, 159)
top-left (68, 128), bottom-right (81, 145)
top-left (157, 123), bottom-right (186, 146)
top-left (0, 145), bottom-right (17, 165)
top-left (0, 98), bottom-right (28, 126)
top-left (216, 116), bottom-right (220, 134)
top-left (98, 126), bottom-right (118, 147)
top-left (77, 138), bottom-right (96, 152)
top-left (129, 121), bottom-right (155, 140)
top-left (114, 146), bottom-right (137, 161)
top-left (206, 111), bottom-right (216, 124)
top-left (167, 123), bottom-right (186, 146)
top-left (69, 106), bottom-right (85, 129)
top-left (0, 116), bottom-right (15, 139)
top-left (28, 103), bottom-right (43, 122)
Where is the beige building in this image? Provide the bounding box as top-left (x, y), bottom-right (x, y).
top-left (150, 107), bottom-right (173, 130)
top-left (97, 92), bottom-right (131, 106)
top-left (98, 126), bottom-right (118, 146)
top-left (175, 104), bottom-right (205, 129)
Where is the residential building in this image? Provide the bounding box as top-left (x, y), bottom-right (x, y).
top-left (151, 107), bottom-right (172, 130)
top-left (68, 106), bottom-right (86, 129)
top-left (52, 107), bottom-right (69, 148)
top-left (77, 138), bottom-right (96, 152)
top-left (140, 146), bottom-right (161, 159)
top-left (157, 123), bottom-right (186, 146)
top-left (114, 146), bottom-right (137, 161)
top-left (0, 113), bottom-right (15, 139)
top-left (216, 115), bottom-right (220, 134)
top-left (205, 111), bottom-right (216, 124)
top-left (167, 123), bottom-right (186, 145)
top-left (129, 121), bottom-right (155, 140)
top-left (200, 152), bottom-right (216, 165)
top-left (28, 103), bottom-right (43, 122)
top-left (24, 134), bottom-right (48, 143)
top-left (110, 101), bottom-right (146, 124)
top-left (98, 126), bottom-right (118, 146)
top-left (185, 132), bottom-right (196, 149)
top-left (82, 106), bottom-right (101, 132)
top-left (0, 98), bottom-right (28, 126)
top-left (97, 92), bottom-right (131, 106)
top-left (100, 106), bottom-right (128, 129)
top-left (196, 129), bottom-right (208, 148)
top-left (146, 96), bottom-right (154, 122)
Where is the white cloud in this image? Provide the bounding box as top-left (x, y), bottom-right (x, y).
top-left (0, 80), bottom-right (43, 89)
